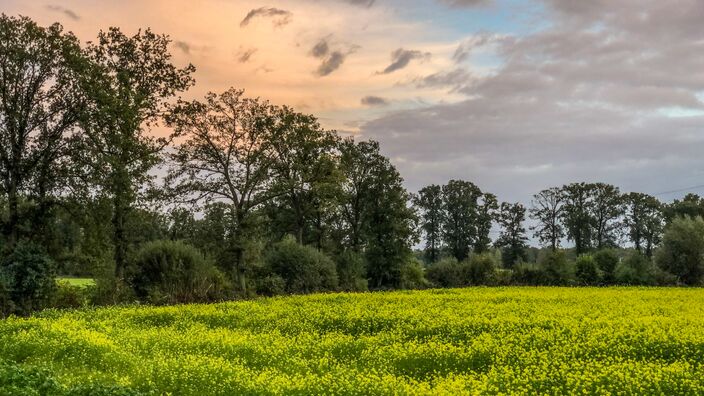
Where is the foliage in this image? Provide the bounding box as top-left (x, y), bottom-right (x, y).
top-left (495, 202), bottom-right (528, 268)
top-left (529, 187), bottom-right (564, 251)
top-left (593, 249), bottom-right (620, 284)
top-left (1, 242), bottom-right (57, 315)
top-left (413, 185), bottom-right (443, 263)
top-left (399, 259), bottom-right (428, 290)
top-left (335, 250), bottom-right (368, 292)
top-left (441, 180), bottom-right (481, 261)
top-left (575, 254), bottom-right (601, 285)
top-left (655, 216), bottom-right (704, 285)
top-left (131, 240), bottom-right (228, 304)
top-left (3, 288), bottom-right (704, 394)
top-left (539, 250), bottom-right (575, 286)
top-left (615, 252), bottom-right (656, 286)
top-left (426, 258), bottom-right (464, 288)
top-left (265, 236), bottom-right (338, 294)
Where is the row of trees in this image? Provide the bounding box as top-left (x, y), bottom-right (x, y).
top-left (3, 15), bottom-right (704, 315)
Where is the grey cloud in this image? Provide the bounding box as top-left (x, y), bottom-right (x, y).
top-left (316, 51), bottom-right (347, 76)
top-left (174, 41), bottom-right (191, 54)
top-left (362, 0), bottom-right (704, 205)
top-left (437, 0), bottom-right (492, 7)
top-left (310, 39), bottom-right (330, 58)
top-left (237, 48), bottom-right (258, 63)
top-left (378, 48), bottom-right (431, 74)
top-left (453, 33), bottom-right (502, 63)
top-left (361, 96), bottom-right (389, 106)
top-left (341, 0), bottom-right (375, 7)
top-left (46, 5), bottom-right (80, 20)
top-left (413, 68), bottom-right (475, 92)
top-left (240, 7), bottom-right (292, 28)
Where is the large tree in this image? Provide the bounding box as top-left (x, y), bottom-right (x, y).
top-left (495, 202), bottom-right (528, 268)
top-left (529, 187), bottom-right (564, 251)
top-left (0, 15), bottom-right (83, 246)
top-left (561, 182), bottom-right (595, 254)
top-left (413, 184), bottom-right (443, 263)
top-left (166, 88), bottom-right (275, 289)
top-left (266, 106), bottom-right (339, 245)
top-left (590, 183), bottom-right (623, 249)
top-left (474, 192), bottom-right (498, 253)
top-left (75, 27), bottom-right (194, 279)
top-left (441, 180), bottom-right (481, 261)
top-left (623, 192), bottom-right (663, 257)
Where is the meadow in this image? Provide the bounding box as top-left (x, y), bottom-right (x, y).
top-left (1, 287), bottom-right (704, 395)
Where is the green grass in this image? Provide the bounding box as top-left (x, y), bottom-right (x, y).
top-left (2, 287), bottom-right (704, 394)
top-left (55, 277), bottom-right (96, 288)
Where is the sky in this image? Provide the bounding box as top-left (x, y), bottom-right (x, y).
top-left (4, 0), bottom-right (704, 206)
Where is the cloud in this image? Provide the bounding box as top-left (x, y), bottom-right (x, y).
top-left (316, 51), bottom-right (347, 76)
top-left (378, 48), bottom-right (431, 74)
top-left (437, 0), bottom-right (492, 7)
top-left (174, 41), bottom-right (191, 54)
top-left (46, 5), bottom-right (80, 20)
top-left (310, 38), bottom-right (330, 58)
top-left (361, 96), bottom-right (389, 106)
top-left (362, 0), bottom-right (704, 204)
top-left (452, 33), bottom-right (502, 63)
top-left (237, 47), bottom-right (258, 63)
top-left (240, 7), bottom-right (292, 28)
top-left (341, 0), bottom-right (376, 7)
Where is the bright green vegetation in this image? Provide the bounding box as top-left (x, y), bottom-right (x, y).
top-left (2, 288), bottom-right (704, 395)
top-left (56, 278), bottom-right (96, 288)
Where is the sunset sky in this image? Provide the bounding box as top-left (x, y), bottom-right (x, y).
top-left (4, 0), bottom-right (704, 204)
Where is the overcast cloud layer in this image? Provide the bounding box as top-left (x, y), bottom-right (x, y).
top-left (6, 0), bottom-right (704, 206)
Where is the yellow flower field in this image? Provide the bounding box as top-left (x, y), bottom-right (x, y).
top-left (2, 287), bottom-right (704, 395)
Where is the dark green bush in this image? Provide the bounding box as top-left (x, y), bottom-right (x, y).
top-left (539, 250), bottom-right (574, 286)
top-left (655, 216), bottom-right (704, 285)
top-left (265, 236), bottom-right (338, 294)
top-left (336, 250), bottom-right (368, 292)
top-left (615, 252), bottom-right (657, 285)
top-left (52, 281), bottom-right (93, 309)
top-left (465, 253), bottom-right (497, 285)
top-left (1, 242), bottom-right (57, 315)
top-left (512, 262), bottom-right (547, 285)
top-left (575, 255), bottom-right (601, 285)
top-left (426, 258), bottom-right (463, 287)
top-left (256, 274), bottom-right (286, 296)
top-left (131, 240), bottom-right (229, 304)
top-left (594, 249), bottom-right (619, 284)
top-left (400, 259), bottom-right (428, 289)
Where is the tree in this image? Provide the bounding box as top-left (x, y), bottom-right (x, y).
top-left (75, 27), bottom-right (194, 279)
top-left (0, 15), bottom-right (83, 246)
top-left (575, 254), bottom-right (600, 285)
top-left (664, 193), bottom-right (704, 222)
top-left (442, 180), bottom-right (481, 261)
top-left (266, 106), bottom-right (339, 245)
top-left (623, 192), bottom-right (663, 257)
top-left (590, 183), bottom-right (623, 249)
top-left (166, 88), bottom-right (276, 290)
top-left (561, 183), bottom-right (595, 254)
top-left (413, 185), bottom-right (443, 263)
top-left (530, 187), bottom-right (564, 251)
top-left (655, 216), bottom-right (704, 285)
top-left (474, 192), bottom-right (498, 253)
top-left (495, 202), bottom-right (528, 268)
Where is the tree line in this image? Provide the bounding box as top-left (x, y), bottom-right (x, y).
top-left (1, 15), bottom-right (704, 316)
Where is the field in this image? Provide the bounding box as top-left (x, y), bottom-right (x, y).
top-left (55, 277), bottom-right (96, 288)
top-left (1, 288), bottom-right (704, 395)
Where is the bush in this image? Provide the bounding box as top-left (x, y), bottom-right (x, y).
top-left (426, 258), bottom-right (463, 288)
top-left (0, 271), bottom-right (12, 317)
top-left (51, 281), bottom-right (93, 309)
top-left (265, 236), bottom-right (338, 294)
top-left (615, 252), bottom-right (656, 285)
top-left (512, 262), bottom-right (547, 285)
top-left (575, 255), bottom-right (601, 285)
top-left (1, 242), bottom-right (57, 315)
top-left (256, 274), bottom-right (286, 296)
top-left (400, 259), bottom-right (428, 289)
top-left (465, 253), bottom-right (497, 285)
top-left (655, 216), bottom-right (704, 285)
top-left (540, 250), bottom-right (574, 285)
top-left (336, 250), bottom-right (368, 292)
top-left (594, 250), bottom-right (619, 284)
top-left (131, 240), bottom-right (229, 304)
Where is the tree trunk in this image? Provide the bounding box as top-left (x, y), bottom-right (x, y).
top-left (112, 191), bottom-right (128, 280)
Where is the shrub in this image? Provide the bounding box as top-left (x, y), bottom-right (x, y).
top-left (575, 255), bottom-right (601, 285)
top-left (336, 250), bottom-right (368, 292)
top-left (655, 216), bottom-right (704, 285)
top-left (426, 258), bottom-right (463, 288)
top-left (1, 242), bottom-right (57, 315)
top-left (540, 250), bottom-right (574, 286)
top-left (265, 236), bottom-right (338, 294)
top-left (512, 262), bottom-right (547, 285)
top-left (593, 250), bottom-right (619, 284)
top-left (131, 240), bottom-right (229, 304)
top-left (465, 253), bottom-right (497, 285)
top-left (616, 252), bottom-right (656, 285)
top-left (256, 275), bottom-right (286, 296)
top-left (400, 259), bottom-right (428, 289)
top-left (52, 281), bottom-right (93, 309)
